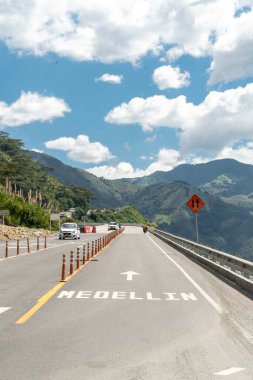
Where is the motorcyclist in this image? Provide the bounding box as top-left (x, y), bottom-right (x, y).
top-left (143, 223), bottom-right (148, 233)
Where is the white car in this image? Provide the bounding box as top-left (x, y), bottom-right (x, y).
top-left (59, 223), bottom-right (80, 240)
top-left (108, 222), bottom-right (119, 231)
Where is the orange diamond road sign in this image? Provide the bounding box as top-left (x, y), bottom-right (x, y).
top-left (186, 194), bottom-right (204, 214)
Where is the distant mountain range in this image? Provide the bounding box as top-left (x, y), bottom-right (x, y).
top-left (29, 151), bottom-right (253, 261)
top-left (120, 158), bottom-right (253, 196)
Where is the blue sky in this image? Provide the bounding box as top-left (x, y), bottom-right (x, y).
top-left (0, 0), bottom-right (253, 179)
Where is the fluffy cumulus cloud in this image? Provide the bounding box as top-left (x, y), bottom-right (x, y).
top-left (208, 6), bottom-right (253, 84)
top-left (0, 92), bottom-right (70, 128)
top-left (87, 148), bottom-right (185, 179)
top-left (153, 65), bottom-right (190, 89)
top-left (96, 74), bottom-right (123, 84)
top-left (0, 1), bottom-right (252, 83)
top-left (106, 82), bottom-right (253, 153)
top-left (215, 142), bottom-right (253, 165)
top-left (86, 142), bottom-right (253, 179)
top-left (45, 134), bottom-right (114, 164)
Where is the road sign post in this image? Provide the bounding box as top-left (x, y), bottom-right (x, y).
top-left (0, 210), bottom-right (10, 225)
top-left (50, 213), bottom-right (60, 231)
top-left (195, 213), bottom-right (199, 243)
top-left (186, 194), bottom-right (204, 244)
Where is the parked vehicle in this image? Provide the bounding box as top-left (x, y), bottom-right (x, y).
top-left (108, 222), bottom-right (118, 231)
top-left (59, 223), bottom-right (80, 240)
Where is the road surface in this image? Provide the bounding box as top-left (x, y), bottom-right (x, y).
top-left (0, 227), bottom-right (252, 379)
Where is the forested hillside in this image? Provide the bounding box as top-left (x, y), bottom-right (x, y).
top-left (0, 132), bottom-right (91, 226)
top-left (29, 150), bottom-right (137, 208)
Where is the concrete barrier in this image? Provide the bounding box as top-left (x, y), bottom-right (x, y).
top-left (84, 226), bottom-right (92, 233)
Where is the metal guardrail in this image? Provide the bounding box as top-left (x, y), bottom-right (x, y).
top-left (151, 229), bottom-right (253, 294)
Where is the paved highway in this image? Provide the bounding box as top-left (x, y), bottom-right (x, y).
top-left (0, 227), bottom-right (252, 379)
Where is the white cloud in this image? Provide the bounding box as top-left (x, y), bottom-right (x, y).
top-left (45, 134), bottom-right (114, 164)
top-left (145, 135), bottom-right (157, 143)
top-left (86, 141), bottom-right (253, 179)
top-left (31, 148), bottom-right (44, 154)
top-left (153, 65), bottom-right (190, 89)
top-left (96, 73), bottom-right (123, 84)
top-left (106, 82), bottom-right (253, 154)
top-left (0, 92), bottom-right (70, 128)
top-left (209, 7), bottom-right (253, 84)
top-left (215, 143), bottom-right (253, 165)
top-left (0, 1), bottom-right (252, 82)
top-left (87, 148), bottom-right (185, 179)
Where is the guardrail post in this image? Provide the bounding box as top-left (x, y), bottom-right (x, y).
top-left (92, 241), bottom-right (94, 257)
top-left (44, 236), bottom-right (47, 249)
top-left (37, 236), bottom-right (39, 251)
top-left (61, 254), bottom-right (66, 282)
top-left (5, 241), bottom-right (8, 258)
top-left (17, 239), bottom-right (20, 256)
top-left (95, 240), bottom-right (97, 254)
top-left (76, 248), bottom-right (80, 270)
top-left (27, 238), bottom-right (30, 253)
top-left (70, 251), bottom-right (74, 275)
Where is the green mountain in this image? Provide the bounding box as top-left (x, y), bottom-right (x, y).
top-left (29, 151), bottom-right (137, 208)
top-left (119, 159), bottom-right (253, 197)
top-left (131, 181), bottom-right (253, 260)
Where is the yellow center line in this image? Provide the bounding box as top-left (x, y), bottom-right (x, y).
top-left (16, 282), bottom-right (65, 324)
top-left (15, 233), bottom-right (122, 324)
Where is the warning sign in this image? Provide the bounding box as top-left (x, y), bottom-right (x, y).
top-left (186, 194), bottom-right (204, 214)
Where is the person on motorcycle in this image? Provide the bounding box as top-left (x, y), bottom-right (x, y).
top-left (143, 223), bottom-right (148, 233)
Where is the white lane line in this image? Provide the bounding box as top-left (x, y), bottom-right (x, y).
top-left (214, 367), bottom-right (245, 376)
top-left (147, 234), bottom-right (222, 314)
top-left (0, 307), bottom-right (11, 315)
top-left (0, 242), bottom-right (77, 262)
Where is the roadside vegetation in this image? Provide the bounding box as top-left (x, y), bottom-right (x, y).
top-left (0, 132), bottom-right (91, 228)
top-left (84, 206), bottom-right (153, 225)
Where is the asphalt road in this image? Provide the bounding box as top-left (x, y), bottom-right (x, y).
top-left (0, 227), bottom-right (252, 379)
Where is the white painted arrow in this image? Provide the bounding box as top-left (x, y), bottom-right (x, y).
top-left (0, 307), bottom-right (11, 315)
top-left (120, 271), bottom-right (141, 281)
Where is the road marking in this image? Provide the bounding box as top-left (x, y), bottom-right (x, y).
top-left (120, 271), bottom-right (141, 281)
top-left (16, 282), bottom-right (65, 324)
top-left (15, 238), bottom-right (109, 323)
top-left (147, 234), bottom-right (222, 314)
top-left (0, 307), bottom-right (11, 314)
top-left (214, 367), bottom-right (245, 376)
top-left (57, 290), bottom-right (198, 301)
top-left (0, 242), bottom-right (77, 262)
